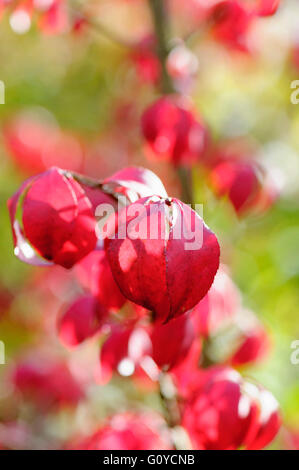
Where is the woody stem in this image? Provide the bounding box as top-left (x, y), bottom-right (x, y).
top-left (147, 0), bottom-right (194, 206)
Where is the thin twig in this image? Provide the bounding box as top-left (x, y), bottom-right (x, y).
top-left (148, 0), bottom-right (174, 94)
top-left (69, 2), bottom-right (135, 49)
top-left (177, 166), bottom-right (194, 207)
top-left (158, 371), bottom-right (193, 450)
top-left (200, 338), bottom-right (215, 368)
top-left (158, 371), bottom-right (181, 429)
top-left (65, 170), bottom-right (124, 205)
top-left (147, 0), bottom-right (194, 205)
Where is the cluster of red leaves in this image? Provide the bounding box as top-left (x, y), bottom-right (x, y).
top-left (141, 97), bottom-right (279, 216)
top-left (7, 163), bottom-right (280, 450)
top-left (130, 1), bottom-right (280, 87)
top-left (7, 165), bottom-right (220, 317)
top-left (4, 104), bottom-right (278, 217)
top-left (3, 0), bottom-right (284, 451)
top-left (204, 0), bottom-right (280, 51)
top-left (141, 97), bottom-right (209, 167)
top-left (181, 366), bottom-right (280, 450)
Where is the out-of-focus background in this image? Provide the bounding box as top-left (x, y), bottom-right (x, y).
top-left (0, 0), bottom-right (298, 450)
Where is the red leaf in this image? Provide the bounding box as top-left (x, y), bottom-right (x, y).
top-left (58, 295), bottom-right (108, 348)
top-left (106, 196), bottom-right (220, 323)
